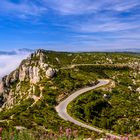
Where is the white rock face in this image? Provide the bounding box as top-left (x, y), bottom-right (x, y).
top-left (128, 86), bottom-right (132, 91)
top-left (43, 64), bottom-right (49, 69)
top-left (40, 63), bottom-right (49, 70)
top-left (40, 53), bottom-right (45, 63)
top-left (2, 91), bottom-right (14, 109)
top-left (29, 66), bottom-right (40, 84)
top-left (19, 65), bottom-right (29, 81)
top-left (11, 70), bottom-right (19, 83)
top-left (46, 67), bottom-right (56, 78)
top-left (136, 87), bottom-right (140, 93)
top-left (132, 79), bottom-right (136, 85)
top-left (55, 57), bottom-right (60, 63)
top-left (0, 81), bottom-right (4, 95)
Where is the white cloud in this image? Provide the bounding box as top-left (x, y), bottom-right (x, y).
top-left (0, 0), bottom-right (139, 22)
top-left (0, 0), bottom-right (47, 19)
top-left (0, 0), bottom-right (139, 51)
top-left (0, 53), bottom-right (29, 78)
top-left (0, 0), bottom-right (139, 18)
top-left (43, 0), bottom-right (140, 15)
top-left (43, 0), bottom-right (103, 15)
top-left (75, 21), bottom-right (140, 33)
top-left (110, 0), bottom-right (140, 11)
top-left (39, 0), bottom-right (140, 34)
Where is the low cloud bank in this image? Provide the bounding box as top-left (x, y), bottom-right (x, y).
top-left (0, 52), bottom-right (31, 78)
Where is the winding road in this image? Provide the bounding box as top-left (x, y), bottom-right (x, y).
top-left (55, 79), bottom-right (121, 139)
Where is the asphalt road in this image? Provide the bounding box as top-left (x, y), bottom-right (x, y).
top-left (55, 79), bottom-right (121, 139)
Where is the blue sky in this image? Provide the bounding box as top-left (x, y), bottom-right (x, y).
top-left (0, 0), bottom-right (140, 51)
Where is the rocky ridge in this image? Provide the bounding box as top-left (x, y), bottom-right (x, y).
top-left (0, 49), bottom-right (57, 110)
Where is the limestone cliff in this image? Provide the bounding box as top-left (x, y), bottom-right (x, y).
top-left (0, 49), bottom-right (57, 109)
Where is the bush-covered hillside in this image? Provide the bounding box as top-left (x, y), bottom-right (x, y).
top-left (68, 64), bottom-right (140, 136)
top-left (0, 49), bottom-right (140, 138)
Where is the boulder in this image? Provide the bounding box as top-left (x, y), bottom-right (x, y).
top-left (46, 68), bottom-right (56, 78)
top-left (136, 87), bottom-right (140, 93)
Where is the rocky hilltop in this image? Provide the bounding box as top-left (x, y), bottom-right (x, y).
top-left (0, 49), bottom-right (56, 109)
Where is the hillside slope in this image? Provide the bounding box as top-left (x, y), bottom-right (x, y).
top-left (0, 49), bottom-right (140, 137)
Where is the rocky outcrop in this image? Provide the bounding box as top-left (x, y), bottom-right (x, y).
top-left (0, 80), bottom-right (4, 95)
top-left (46, 67), bottom-right (56, 78)
top-left (11, 70), bottom-right (19, 83)
top-left (29, 66), bottom-right (40, 84)
top-left (129, 61), bottom-right (140, 71)
top-left (136, 87), bottom-right (140, 93)
top-left (0, 49), bottom-right (57, 109)
top-left (19, 65), bottom-right (28, 81)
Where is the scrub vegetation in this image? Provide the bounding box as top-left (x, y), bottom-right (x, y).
top-left (0, 50), bottom-right (140, 139)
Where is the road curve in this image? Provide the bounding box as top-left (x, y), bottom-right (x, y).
top-left (55, 79), bottom-right (121, 139)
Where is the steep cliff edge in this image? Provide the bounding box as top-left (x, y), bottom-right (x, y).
top-left (0, 49), bottom-right (57, 110)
